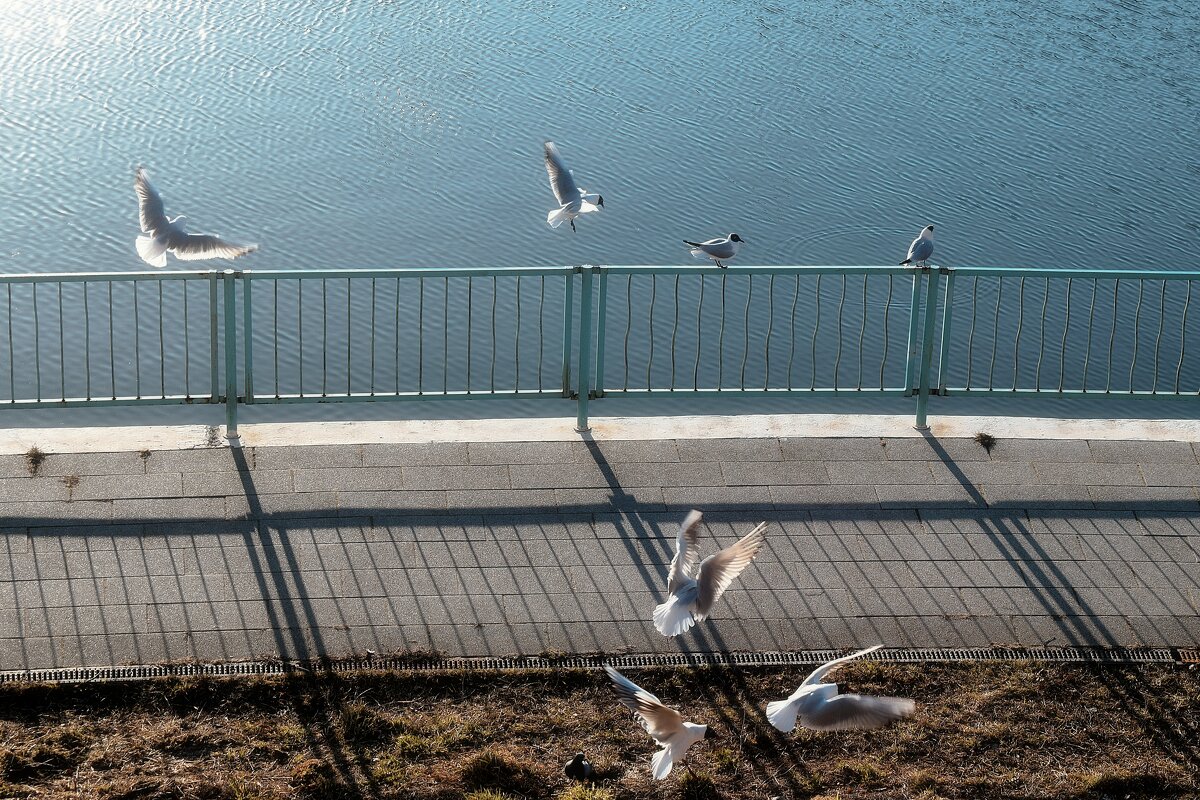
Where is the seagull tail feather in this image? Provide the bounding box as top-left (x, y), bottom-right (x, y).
top-left (765, 698), bottom-right (800, 733)
top-left (652, 596), bottom-right (695, 637)
top-left (136, 235), bottom-right (169, 268)
top-left (899, 259), bottom-right (912, 266)
top-left (547, 205), bottom-right (572, 229)
top-left (650, 746), bottom-right (675, 780)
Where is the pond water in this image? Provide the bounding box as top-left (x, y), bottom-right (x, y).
top-left (1, 0), bottom-right (1197, 424)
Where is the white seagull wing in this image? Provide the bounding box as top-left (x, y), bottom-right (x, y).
top-left (544, 141), bottom-right (580, 206)
top-left (800, 645), bottom-right (884, 690)
top-left (800, 693), bottom-right (916, 731)
top-left (171, 234), bottom-right (258, 261)
top-left (666, 510), bottom-right (704, 593)
top-left (605, 666), bottom-right (685, 744)
top-left (694, 522), bottom-right (768, 616)
top-left (134, 168), bottom-right (169, 235)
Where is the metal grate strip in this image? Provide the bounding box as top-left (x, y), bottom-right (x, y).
top-left (0, 647), bottom-right (1184, 685)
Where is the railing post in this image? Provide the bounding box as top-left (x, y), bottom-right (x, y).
top-left (242, 273), bottom-right (254, 404)
top-left (561, 270), bottom-right (575, 397)
top-left (575, 266), bottom-right (595, 432)
top-left (209, 272), bottom-right (220, 403)
top-left (914, 266), bottom-right (941, 430)
top-left (222, 269), bottom-right (239, 440)
top-left (593, 268), bottom-right (607, 399)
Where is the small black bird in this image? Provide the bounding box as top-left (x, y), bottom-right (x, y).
top-left (564, 751), bottom-right (593, 781)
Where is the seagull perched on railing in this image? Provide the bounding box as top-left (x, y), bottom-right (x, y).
top-left (899, 225), bottom-right (934, 267)
top-left (765, 645), bottom-right (916, 733)
top-left (543, 141), bottom-right (604, 233)
top-left (653, 510), bottom-right (768, 637)
top-left (684, 233), bottom-right (746, 268)
top-left (134, 167), bottom-right (259, 267)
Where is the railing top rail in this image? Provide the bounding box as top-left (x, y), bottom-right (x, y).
top-left (243, 266), bottom-right (578, 280)
top-left (0, 270), bottom-right (218, 284)
top-left (949, 266), bottom-right (1200, 280)
top-left (598, 265), bottom-right (920, 276)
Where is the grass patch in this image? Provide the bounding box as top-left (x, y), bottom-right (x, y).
top-left (24, 446), bottom-right (45, 476)
top-left (0, 663), bottom-right (1194, 798)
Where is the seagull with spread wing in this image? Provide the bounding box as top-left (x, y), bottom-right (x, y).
top-left (543, 141), bottom-right (604, 232)
top-left (134, 167), bottom-right (259, 267)
top-left (653, 510), bottom-right (768, 637)
top-left (604, 665), bottom-right (716, 779)
top-left (765, 645), bottom-right (916, 733)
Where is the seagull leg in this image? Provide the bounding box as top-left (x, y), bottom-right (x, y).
top-left (570, 219), bottom-right (577, 233)
top-left (716, 260), bottom-right (725, 269)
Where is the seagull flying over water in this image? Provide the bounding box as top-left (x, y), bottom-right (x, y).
top-left (765, 645), bottom-right (916, 733)
top-left (684, 233), bottom-right (746, 268)
top-left (134, 167), bottom-right (258, 267)
top-left (899, 225), bottom-right (934, 267)
top-left (653, 510), bottom-right (768, 637)
top-left (605, 665), bottom-right (716, 780)
top-left (543, 141), bottom-right (604, 233)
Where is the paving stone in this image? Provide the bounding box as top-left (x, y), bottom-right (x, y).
top-left (875, 484), bottom-right (983, 509)
top-left (1086, 485), bottom-right (1199, 511)
top-left (467, 441), bottom-right (588, 465)
top-left (1140, 463), bottom-right (1200, 487)
top-left (508, 463), bottom-right (609, 489)
top-left (145, 447), bottom-right (250, 473)
top-left (361, 442), bottom-right (471, 467)
top-left (293, 466), bottom-right (404, 493)
top-left (0, 451), bottom-right (147, 479)
top-left (184, 470), bottom-right (294, 496)
top-left (720, 460), bottom-right (828, 486)
top-left (881, 437), bottom-right (992, 462)
top-left (929, 461), bottom-right (1038, 486)
top-left (609, 462), bottom-right (725, 488)
top-left (446, 488), bottom-right (560, 512)
top-left (338, 490), bottom-right (447, 515)
top-left (68, 472), bottom-right (185, 501)
top-left (827, 461), bottom-right (935, 485)
top-left (986, 438), bottom-right (1093, 462)
top-left (0, 476), bottom-right (73, 502)
top-left (252, 444), bottom-right (363, 471)
top-left (584, 439), bottom-right (681, 463)
top-left (1088, 440), bottom-right (1199, 464)
top-left (400, 465), bottom-right (511, 491)
top-left (979, 484), bottom-right (1094, 509)
top-left (779, 437), bottom-right (886, 461)
top-left (1032, 462), bottom-right (1144, 487)
top-left (770, 485), bottom-right (879, 509)
top-left (661, 486), bottom-right (775, 511)
top-left (675, 438), bottom-right (783, 462)
top-left (553, 487), bottom-right (665, 512)
top-left (8, 500), bottom-right (115, 526)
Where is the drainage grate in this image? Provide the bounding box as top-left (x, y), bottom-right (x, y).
top-left (0, 646), bottom-right (1186, 685)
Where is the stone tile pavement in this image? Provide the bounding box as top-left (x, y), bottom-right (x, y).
top-left (2, 434), bottom-right (1198, 669)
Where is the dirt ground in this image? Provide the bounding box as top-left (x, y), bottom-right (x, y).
top-left (1, 660), bottom-right (1197, 799)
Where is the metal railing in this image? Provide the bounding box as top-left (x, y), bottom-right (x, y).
top-left (1, 265), bottom-right (1196, 436)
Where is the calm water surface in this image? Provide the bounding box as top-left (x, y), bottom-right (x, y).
top-left (0, 0), bottom-right (1197, 420)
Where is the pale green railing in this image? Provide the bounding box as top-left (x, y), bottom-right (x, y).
top-left (1, 265), bottom-right (1196, 437)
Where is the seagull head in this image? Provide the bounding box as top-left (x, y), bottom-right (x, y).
top-left (921, 225), bottom-right (934, 238)
top-left (729, 233), bottom-right (746, 243)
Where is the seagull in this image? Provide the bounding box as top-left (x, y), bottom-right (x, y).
top-left (653, 510), bottom-right (768, 637)
top-left (684, 233), bottom-right (745, 268)
top-left (899, 225), bottom-right (934, 267)
top-left (604, 665), bottom-right (716, 780)
top-left (563, 752), bottom-right (592, 782)
top-left (134, 167), bottom-right (258, 267)
top-left (765, 645), bottom-right (916, 733)
top-left (543, 141), bottom-right (604, 233)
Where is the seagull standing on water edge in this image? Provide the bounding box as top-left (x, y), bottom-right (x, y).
top-left (605, 665), bottom-right (716, 779)
top-left (684, 233), bottom-right (746, 268)
top-left (765, 645), bottom-right (916, 733)
top-left (653, 510), bottom-right (768, 637)
top-left (899, 225), bottom-right (934, 267)
top-left (543, 141), bottom-right (604, 232)
top-left (134, 167), bottom-right (259, 267)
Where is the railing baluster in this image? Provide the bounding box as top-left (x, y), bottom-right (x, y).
top-left (937, 269), bottom-right (956, 394)
top-left (417, 277), bottom-right (425, 394)
top-left (1012, 277), bottom-right (1025, 391)
top-left (833, 275), bottom-right (845, 391)
top-left (1058, 278), bottom-right (1072, 393)
top-left (6, 285), bottom-right (13, 402)
top-left (33, 284), bottom-right (41, 402)
top-left (988, 278), bottom-right (1002, 391)
top-left (158, 282), bottom-right (165, 398)
top-left (396, 277), bottom-right (403, 395)
top-left (272, 281), bottom-right (279, 398)
top-left (1152, 280), bottom-right (1166, 394)
top-left (694, 275), bottom-right (704, 391)
top-left (133, 281), bottom-right (141, 399)
top-left (646, 274), bottom-right (656, 390)
top-left (718, 273), bottom-right (726, 390)
top-left (575, 267), bottom-right (594, 431)
top-left (766, 275), bottom-right (776, 389)
top-left (594, 270), bottom-right (607, 397)
top-left (208, 275), bottom-right (216, 402)
top-left (515, 275), bottom-right (522, 393)
top-left (183, 280), bottom-right (190, 398)
top-left (788, 275), bottom-right (798, 391)
top-left (321, 278), bottom-right (328, 396)
top-left (881, 274), bottom-right (893, 389)
top-left (346, 278), bottom-right (352, 396)
top-left (537, 276), bottom-right (545, 393)
top-left (740, 274), bottom-right (752, 390)
top-left (243, 277), bottom-right (254, 403)
top-left (490, 275), bottom-right (497, 394)
top-left (560, 273), bottom-right (572, 397)
top-left (670, 274), bottom-right (679, 391)
top-left (1176, 280), bottom-right (1191, 394)
top-left (1106, 279), bottom-right (1119, 393)
top-left (298, 279), bottom-right (304, 397)
top-left (445, 276), bottom-right (451, 395)
top-left (904, 272), bottom-right (920, 394)
top-left (857, 274), bottom-right (866, 390)
top-left (1035, 276), bottom-right (1048, 391)
top-left (58, 282), bottom-right (65, 401)
top-left (1129, 280), bottom-right (1144, 393)
top-left (84, 281), bottom-right (91, 400)
top-left (811, 274), bottom-right (822, 391)
top-left (965, 276), bottom-right (977, 389)
top-left (370, 277), bottom-right (377, 395)
top-left (622, 274), bottom-right (631, 392)
top-left (1083, 278), bottom-right (1097, 392)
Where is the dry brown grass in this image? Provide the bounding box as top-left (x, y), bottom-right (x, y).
top-left (0, 661), bottom-right (1196, 799)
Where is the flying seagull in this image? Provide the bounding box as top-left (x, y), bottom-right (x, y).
top-left (543, 141), bottom-right (604, 233)
top-left (605, 665), bottom-right (716, 779)
top-left (654, 510), bottom-right (768, 637)
top-left (134, 167), bottom-right (258, 267)
top-left (899, 225), bottom-right (934, 267)
top-left (765, 645), bottom-right (916, 733)
top-left (684, 233), bottom-right (746, 268)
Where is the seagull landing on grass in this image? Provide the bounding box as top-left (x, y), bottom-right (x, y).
top-left (653, 510), bottom-right (768, 637)
top-left (134, 167), bottom-right (259, 267)
top-left (765, 645), bottom-right (916, 733)
top-left (543, 141), bottom-right (604, 233)
top-left (899, 225), bottom-right (934, 267)
top-left (684, 233), bottom-right (745, 268)
top-left (605, 665), bottom-right (716, 780)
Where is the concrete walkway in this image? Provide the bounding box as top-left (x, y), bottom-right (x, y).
top-left (2, 415), bottom-right (1198, 670)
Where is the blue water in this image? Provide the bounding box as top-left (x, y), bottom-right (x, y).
top-left (0, 0), bottom-right (1197, 423)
